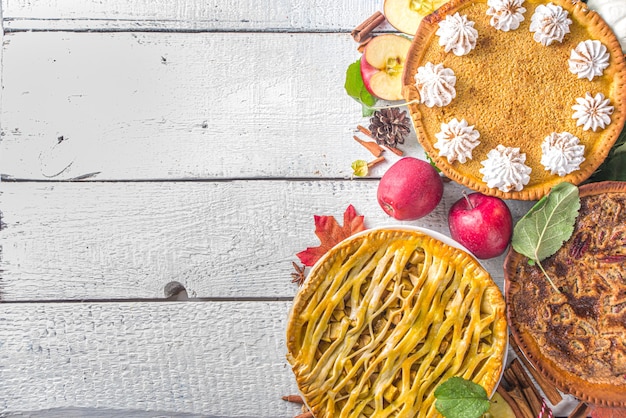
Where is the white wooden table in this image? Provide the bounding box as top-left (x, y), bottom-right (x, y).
top-left (0, 1), bottom-right (582, 416)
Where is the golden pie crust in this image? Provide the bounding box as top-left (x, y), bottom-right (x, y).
top-left (505, 181), bottom-right (626, 407)
top-left (402, 0), bottom-right (626, 200)
top-left (286, 228), bottom-right (507, 417)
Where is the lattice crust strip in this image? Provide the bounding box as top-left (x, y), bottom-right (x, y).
top-left (287, 229), bottom-right (507, 418)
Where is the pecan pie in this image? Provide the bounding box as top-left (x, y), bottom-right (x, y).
top-left (286, 228), bottom-right (507, 417)
top-left (402, 0), bottom-right (626, 200)
top-left (505, 181), bottom-right (626, 407)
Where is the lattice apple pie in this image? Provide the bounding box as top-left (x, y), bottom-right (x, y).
top-left (286, 228), bottom-right (507, 417)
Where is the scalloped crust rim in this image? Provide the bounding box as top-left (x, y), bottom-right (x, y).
top-left (504, 181), bottom-right (626, 407)
top-left (401, 0), bottom-right (626, 201)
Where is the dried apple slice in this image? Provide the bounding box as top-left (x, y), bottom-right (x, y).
top-left (384, 0), bottom-right (449, 35)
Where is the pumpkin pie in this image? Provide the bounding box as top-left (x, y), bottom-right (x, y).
top-left (402, 0), bottom-right (626, 200)
top-left (286, 228), bottom-right (507, 417)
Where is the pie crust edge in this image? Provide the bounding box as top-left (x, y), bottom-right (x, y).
top-left (401, 0), bottom-right (626, 201)
top-left (287, 228), bottom-right (508, 416)
top-left (504, 180), bottom-right (626, 407)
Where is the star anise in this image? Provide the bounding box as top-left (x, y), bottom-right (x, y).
top-left (291, 262), bottom-right (306, 286)
top-left (368, 108), bottom-right (411, 148)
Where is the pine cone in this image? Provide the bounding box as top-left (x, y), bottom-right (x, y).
top-left (368, 108), bottom-right (411, 148)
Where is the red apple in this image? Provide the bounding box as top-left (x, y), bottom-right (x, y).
top-left (384, 0), bottom-right (449, 35)
top-left (361, 34), bottom-right (412, 101)
top-left (448, 193), bottom-right (513, 259)
top-left (377, 157), bottom-right (444, 220)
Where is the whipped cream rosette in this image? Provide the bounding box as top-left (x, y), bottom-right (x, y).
top-left (480, 145), bottom-right (531, 192)
top-left (572, 92), bottom-right (614, 132)
top-left (434, 118), bottom-right (480, 163)
top-left (402, 0), bottom-right (626, 200)
top-left (414, 62), bottom-right (457, 107)
top-left (529, 3), bottom-right (572, 46)
top-left (486, 0), bottom-right (526, 32)
top-left (569, 40), bottom-right (610, 80)
top-left (540, 132), bottom-right (585, 176)
top-left (436, 12), bottom-right (478, 56)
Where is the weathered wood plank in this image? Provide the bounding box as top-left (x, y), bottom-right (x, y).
top-left (1, 0), bottom-right (387, 32)
top-left (0, 180), bottom-right (534, 301)
top-left (0, 300), bottom-right (301, 417)
top-left (0, 31), bottom-right (415, 181)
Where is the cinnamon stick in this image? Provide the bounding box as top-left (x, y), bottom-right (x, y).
top-left (368, 156), bottom-right (386, 169)
top-left (522, 386), bottom-right (543, 416)
top-left (568, 402), bottom-right (591, 418)
top-left (496, 385), bottom-right (528, 418)
top-left (510, 337), bottom-right (563, 405)
top-left (384, 144), bottom-right (404, 156)
top-left (282, 394), bottom-right (304, 404)
top-left (357, 37), bottom-right (373, 53)
top-left (353, 135), bottom-right (384, 157)
top-left (356, 125), bottom-right (404, 156)
top-left (509, 358), bottom-right (546, 417)
top-left (504, 366), bottom-right (540, 418)
top-left (357, 125), bottom-right (374, 138)
top-left (351, 11), bottom-right (385, 43)
top-left (294, 412), bottom-right (313, 418)
top-left (505, 385), bottom-right (535, 418)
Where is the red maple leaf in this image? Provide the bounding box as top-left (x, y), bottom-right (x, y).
top-left (296, 205), bottom-right (367, 267)
top-left (591, 406), bottom-right (626, 418)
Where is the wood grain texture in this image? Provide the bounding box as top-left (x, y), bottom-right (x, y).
top-left (0, 300), bottom-right (301, 417)
top-left (0, 1), bottom-right (571, 414)
top-left (0, 31), bottom-right (415, 181)
top-left (0, 180), bottom-right (534, 301)
top-left (1, 0), bottom-right (386, 32)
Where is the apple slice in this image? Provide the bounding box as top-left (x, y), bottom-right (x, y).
top-left (361, 34), bottom-right (412, 101)
top-left (486, 391), bottom-right (517, 418)
top-left (360, 57), bottom-right (378, 89)
top-left (384, 0), bottom-right (449, 35)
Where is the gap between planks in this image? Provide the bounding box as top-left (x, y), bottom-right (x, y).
top-left (1, 25), bottom-right (396, 35)
top-left (0, 296), bottom-right (295, 303)
top-left (0, 175), bottom-right (382, 183)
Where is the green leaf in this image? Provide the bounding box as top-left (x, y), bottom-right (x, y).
top-left (434, 377), bottom-right (490, 418)
top-left (589, 151), bottom-right (626, 182)
top-left (425, 152), bottom-right (442, 172)
top-left (613, 124), bottom-right (626, 149)
top-left (344, 59), bottom-right (377, 117)
top-left (512, 182), bottom-right (580, 263)
top-left (588, 125), bottom-right (626, 182)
